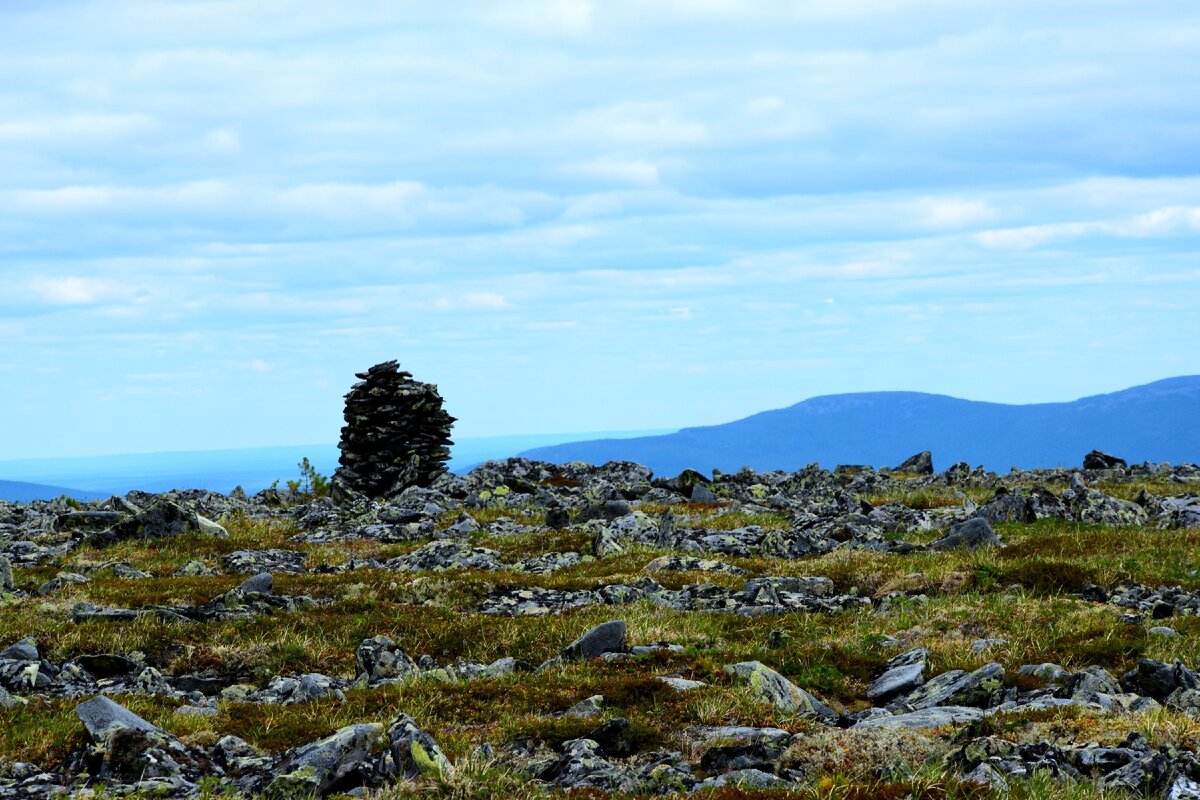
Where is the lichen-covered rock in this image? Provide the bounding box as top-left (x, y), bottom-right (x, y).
top-left (724, 661), bottom-right (838, 722)
top-left (891, 663), bottom-right (1005, 710)
top-left (1063, 474), bottom-right (1148, 526)
top-left (267, 723), bottom-right (385, 798)
top-left (380, 713), bottom-right (452, 780)
top-left (538, 738), bottom-right (639, 793)
top-left (355, 636), bottom-right (418, 685)
top-left (512, 551), bottom-right (583, 574)
top-left (251, 674), bottom-right (345, 706)
top-left (384, 540), bottom-right (503, 572)
top-left (221, 549), bottom-right (307, 575)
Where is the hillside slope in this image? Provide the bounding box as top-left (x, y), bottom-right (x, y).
top-left (520, 376), bottom-right (1200, 474)
top-left (0, 480), bottom-right (106, 503)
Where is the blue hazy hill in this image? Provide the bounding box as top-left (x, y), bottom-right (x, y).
top-left (0, 430), bottom-right (672, 498)
top-left (0, 480), bottom-right (106, 503)
top-left (519, 376), bottom-right (1200, 475)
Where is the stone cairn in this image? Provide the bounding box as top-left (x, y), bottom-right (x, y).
top-left (334, 361), bottom-right (456, 498)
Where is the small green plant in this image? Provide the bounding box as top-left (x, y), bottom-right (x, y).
top-left (287, 457), bottom-right (331, 499)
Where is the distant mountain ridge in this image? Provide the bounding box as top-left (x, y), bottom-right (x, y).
top-left (0, 480), bottom-right (105, 503)
top-left (0, 430), bottom-right (673, 498)
top-left (519, 376), bottom-right (1200, 475)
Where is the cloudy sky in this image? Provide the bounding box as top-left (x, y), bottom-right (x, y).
top-left (2, 0), bottom-right (1199, 459)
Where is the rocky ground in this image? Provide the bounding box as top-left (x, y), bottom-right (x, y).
top-left (1, 452), bottom-right (1200, 798)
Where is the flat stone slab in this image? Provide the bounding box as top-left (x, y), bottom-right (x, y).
top-left (76, 696), bottom-right (162, 739)
top-left (855, 705), bottom-right (985, 730)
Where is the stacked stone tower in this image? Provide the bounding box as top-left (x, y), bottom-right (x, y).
top-left (334, 361), bottom-right (456, 498)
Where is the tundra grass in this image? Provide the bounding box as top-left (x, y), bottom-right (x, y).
top-left (2, 496), bottom-right (1199, 796)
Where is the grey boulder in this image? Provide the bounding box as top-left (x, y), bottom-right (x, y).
top-left (929, 518), bottom-right (1001, 551)
top-left (560, 620), bottom-right (627, 662)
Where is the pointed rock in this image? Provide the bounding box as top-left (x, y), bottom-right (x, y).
top-left (560, 620), bottom-right (627, 662)
top-left (723, 661), bottom-right (838, 722)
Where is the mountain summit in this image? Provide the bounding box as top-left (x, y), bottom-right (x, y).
top-left (519, 376), bottom-right (1200, 474)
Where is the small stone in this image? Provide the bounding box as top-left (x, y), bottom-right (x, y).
top-left (1150, 626), bottom-right (1181, 639)
top-left (176, 560), bottom-right (218, 577)
top-left (0, 556), bottom-right (12, 591)
top-left (1018, 663), bottom-right (1071, 683)
top-left (697, 768), bottom-right (787, 790)
top-left (234, 573), bottom-right (274, 594)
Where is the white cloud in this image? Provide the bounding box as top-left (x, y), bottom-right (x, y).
top-left (202, 127), bottom-right (242, 154)
top-left (26, 276), bottom-right (117, 305)
top-left (565, 158), bottom-right (660, 186)
top-left (0, 113), bottom-right (156, 144)
top-left (975, 206), bottom-right (1200, 249)
top-left (486, 0), bottom-right (593, 37)
top-left (745, 96), bottom-right (785, 114)
top-left (917, 198), bottom-right (997, 230)
top-left (566, 103), bottom-right (708, 147)
top-left (249, 359), bottom-right (273, 372)
top-left (278, 181), bottom-right (426, 222)
top-left (435, 292), bottom-right (510, 311)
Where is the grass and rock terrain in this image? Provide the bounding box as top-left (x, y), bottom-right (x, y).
top-left (2, 451), bottom-right (1200, 798)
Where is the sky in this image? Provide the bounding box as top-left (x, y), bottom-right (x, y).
top-left (2, 0), bottom-right (1199, 460)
